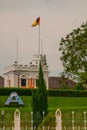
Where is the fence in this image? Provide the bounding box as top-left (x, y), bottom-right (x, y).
top-left (0, 126), bottom-right (87, 130)
top-left (0, 111), bottom-right (87, 130)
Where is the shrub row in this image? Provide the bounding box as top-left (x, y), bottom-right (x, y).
top-left (0, 88), bottom-right (87, 97)
top-left (0, 88), bottom-right (33, 96)
top-left (47, 89), bottom-right (87, 97)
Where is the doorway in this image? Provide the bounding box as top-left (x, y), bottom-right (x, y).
top-left (21, 79), bottom-right (26, 87)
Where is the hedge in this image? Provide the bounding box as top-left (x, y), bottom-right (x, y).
top-left (0, 88), bottom-right (87, 97)
top-left (47, 89), bottom-right (87, 97)
top-left (0, 88), bottom-right (33, 96)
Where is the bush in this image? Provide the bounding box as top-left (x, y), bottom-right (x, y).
top-left (0, 88), bottom-right (34, 96)
top-left (38, 112), bottom-right (55, 130)
top-left (47, 89), bottom-right (87, 97)
top-left (0, 88), bottom-right (87, 97)
top-left (74, 82), bottom-right (85, 90)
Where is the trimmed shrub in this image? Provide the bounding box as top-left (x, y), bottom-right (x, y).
top-left (0, 88), bottom-right (33, 96)
top-left (47, 89), bottom-right (87, 97)
top-left (0, 88), bottom-right (87, 97)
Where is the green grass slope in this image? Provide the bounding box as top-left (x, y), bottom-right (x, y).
top-left (1, 96), bottom-right (87, 111)
top-left (0, 96), bottom-right (87, 128)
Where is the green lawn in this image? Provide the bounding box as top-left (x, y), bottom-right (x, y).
top-left (48, 97), bottom-right (87, 111)
top-left (1, 96), bottom-right (87, 111)
top-left (0, 96), bottom-right (87, 129)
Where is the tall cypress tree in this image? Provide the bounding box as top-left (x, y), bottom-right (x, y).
top-left (31, 62), bottom-right (48, 129)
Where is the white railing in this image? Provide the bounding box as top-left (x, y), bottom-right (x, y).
top-left (0, 111), bottom-right (87, 130)
top-left (0, 126), bottom-right (87, 130)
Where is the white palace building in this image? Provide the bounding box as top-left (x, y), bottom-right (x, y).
top-left (4, 54), bottom-right (49, 89)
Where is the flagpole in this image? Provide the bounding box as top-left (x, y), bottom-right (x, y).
top-left (41, 38), bottom-right (43, 55)
top-left (16, 37), bottom-right (18, 63)
top-left (38, 22), bottom-right (40, 55)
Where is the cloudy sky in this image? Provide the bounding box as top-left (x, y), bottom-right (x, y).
top-left (0, 0), bottom-right (87, 76)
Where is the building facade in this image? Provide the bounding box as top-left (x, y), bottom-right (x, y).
top-left (0, 76), bottom-right (4, 87)
top-left (4, 54), bottom-right (49, 89)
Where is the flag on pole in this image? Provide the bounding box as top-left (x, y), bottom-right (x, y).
top-left (31, 17), bottom-right (40, 27)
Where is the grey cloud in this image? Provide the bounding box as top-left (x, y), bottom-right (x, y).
top-left (0, 0), bottom-right (45, 11)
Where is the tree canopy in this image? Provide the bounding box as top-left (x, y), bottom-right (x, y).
top-left (59, 22), bottom-right (87, 84)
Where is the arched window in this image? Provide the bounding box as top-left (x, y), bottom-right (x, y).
top-left (21, 79), bottom-right (26, 87)
top-left (36, 79), bottom-right (39, 87)
top-left (36, 75), bottom-right (39, 87)
top-left (21, 75), bottom-right (26, 87)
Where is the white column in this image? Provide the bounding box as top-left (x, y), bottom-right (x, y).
top-left (26, 78), bottom-right (28, 88)
top-left (72, 111), bottom-right (74, 130)
top-left (31, 111), bottom-right (33, 130)
top-left (84, 111), bottom-right (86, 130)
top-left (14, 109), bottom-right (20, 130)
top-left (55, 109), bottom-right (62, 130)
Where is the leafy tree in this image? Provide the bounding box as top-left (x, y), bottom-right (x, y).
top-left (31, 62), bottom-right (48, 129)
top-left (59, 22), bottom-right (87, 85)
top-left (74, 82), bottom-right (84, 90)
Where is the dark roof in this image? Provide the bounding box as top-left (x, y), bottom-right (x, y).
top-left (49, 77), bottom-right (76, 89)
